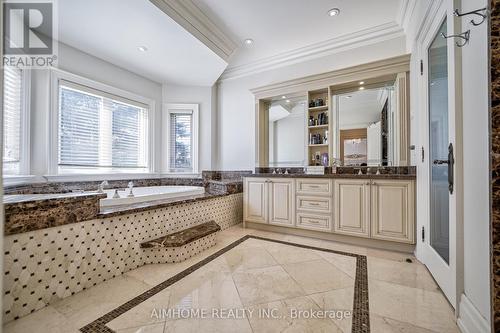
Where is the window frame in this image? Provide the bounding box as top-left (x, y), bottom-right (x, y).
top-left (164, 103), bottom-right (199, 175)
top-left (49, 69), bottom-right (156, 176)
top-left (3, 67), bottom-right (31, 180)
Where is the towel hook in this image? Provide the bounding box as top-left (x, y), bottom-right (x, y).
top-left (441, 30), bottom-right (470, 47)
top-left (453, 7), bottom-right (488, 26)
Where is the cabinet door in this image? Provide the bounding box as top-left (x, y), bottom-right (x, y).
top-left (371, 180), bottom-right (415, 243)
top-left (269, 179), bottom-right (295, 226)
top-left (334, 179), bottom-right (370, 238)
top-left (244, 178), bottom-right (268, 224)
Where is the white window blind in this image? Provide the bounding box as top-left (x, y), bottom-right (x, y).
top-left (58, 81), bottom-right (149, 173)
top-left (3, 66), bottom-right (23, 175)
top-left (169, 112), bottom-right (193, 172)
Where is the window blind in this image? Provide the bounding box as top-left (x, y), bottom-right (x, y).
top-left (58, 83), bottom-right (148, 171)
top-left (169, 112), bottom-right (193, 172)
top-left (3, 66), bottom-right (23, 175)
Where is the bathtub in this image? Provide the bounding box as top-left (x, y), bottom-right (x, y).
top-left (100, 186), bottom-right (205, 207)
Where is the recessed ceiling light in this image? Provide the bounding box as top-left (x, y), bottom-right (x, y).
top-left (138, 46), bottom-right (148, 52)
top-left (359, 87), bottom-right (365, 91)
top-left (244, 38), bottom-right (254, 45)
top-left (282, 95), bottom-right (287, 99)
top-left (359, 81), bottom-right (365, 85)
top-left (328, 8), bottom-right (340, 17)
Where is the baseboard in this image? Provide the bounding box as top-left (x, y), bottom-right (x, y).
top-left (457, 294), bottom-right (490, 333)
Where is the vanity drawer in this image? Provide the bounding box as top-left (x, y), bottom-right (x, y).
top-left (296, 179), bottom-right (332, 196)
top-left (296, 212), bottom-right (331, 231)
top-left (296, 196), bottom-right (332, 213)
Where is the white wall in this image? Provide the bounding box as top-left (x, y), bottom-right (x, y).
top-left (217, 36), bottom-right (407, 170)
top-left (30, 42), bottom-right (163, 176)
top-left (460, 0), bottom-right (490, 327)
top-left (162, 84), bottom-right (217, 172)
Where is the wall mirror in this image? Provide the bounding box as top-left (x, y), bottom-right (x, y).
top-left (336, 84), bottom-right (396, 166)
top-left (267, 96), bottom-right (307, 167)
top-left (253, 55), bottom-right (411, 168)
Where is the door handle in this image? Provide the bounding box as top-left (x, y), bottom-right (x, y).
top-left (448, 143), bottom-right (454, 194)
top-left (433, 159), bottom-right (449, 165)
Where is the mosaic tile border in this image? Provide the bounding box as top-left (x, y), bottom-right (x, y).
top-left (79, 235), bottom-right (370, 333)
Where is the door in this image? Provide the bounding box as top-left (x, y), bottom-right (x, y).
top-left (371, 180), bottom-right (414, 244)
top-left (419, 8), bottom-right (458, 307)
top-left (269, 179), bottom-right (295, 226)
top-left (244, 178), bottom-right (268, 224)
top-left (334, 179), bottom-right (370, 238)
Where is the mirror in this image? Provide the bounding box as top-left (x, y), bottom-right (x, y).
top-left (268, 97), bottom-right (307, 167)
top-left (337, 85), bottom-right (396, 166)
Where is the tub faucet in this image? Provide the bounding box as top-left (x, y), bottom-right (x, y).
top-left (127, 181), bottom-right (134, 197)
top-left (98, 180), bottom-right (109, 193)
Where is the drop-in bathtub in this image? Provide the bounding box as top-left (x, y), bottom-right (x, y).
top-left (100, 186), bottom-right (205, 207)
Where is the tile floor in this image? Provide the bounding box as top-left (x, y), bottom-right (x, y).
top-left (3, 224), bottom-right (460, 333)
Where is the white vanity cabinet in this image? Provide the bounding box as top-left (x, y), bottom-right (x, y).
top-left (370, 179), bottom-right (415, 243)
top-left (244, 176), bottom-right (415, 244)
top-left (243, 178), bottom-right (295, 226)
top-left (334, 179), bottom-right (371, 238)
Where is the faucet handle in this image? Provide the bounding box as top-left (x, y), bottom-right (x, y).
top-left (128, 181), bottom-right (134, 188)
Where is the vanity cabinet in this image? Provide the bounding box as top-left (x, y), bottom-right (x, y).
top-left (243, 178), bottom-right (294, 226)
top-left (370, 180), bottom-right (414, 243)
top-left (334, 179), bottom-right (415, 243)
top-left (334, 179), bottom-right (371, 238)
top-left (243, 178), bottom-right (268, 224)
top-left (244, 177), bottom-right (415, 244)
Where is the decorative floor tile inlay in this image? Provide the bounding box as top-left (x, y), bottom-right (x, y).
top-left (80, 235), bottom-right (370, 333)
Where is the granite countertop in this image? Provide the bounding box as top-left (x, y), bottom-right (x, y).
top-left (244, 173), bottom-right (416, 180)
top-left (3, 192), bottom-right (107, 205)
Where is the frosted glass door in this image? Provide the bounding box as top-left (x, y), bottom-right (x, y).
top-left (428, 20), bottom-right (449, 264)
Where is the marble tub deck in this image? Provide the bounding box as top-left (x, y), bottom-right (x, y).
top-left (3, 225), bottom-right (459, 333)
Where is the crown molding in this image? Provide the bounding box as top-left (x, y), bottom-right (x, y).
top-left (396, 0), bottom-right (417, 33)
top-left (219, 22), bottom-right (405, 82)
top-left (250, 54), bottom-right (410, 100)
top-left (149, 0), bottom-right (237, 62)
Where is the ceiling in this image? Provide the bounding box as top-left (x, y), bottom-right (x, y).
top-left (193, 0), bottom-right (404, 69)
top-left (59, 0), bottom-right (228, 86)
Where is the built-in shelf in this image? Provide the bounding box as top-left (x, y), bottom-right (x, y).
top-left (308, 143), bottom-right (328, 147)
top-left (308, 105), bottom-right (328, 111)
top-left (308, 124), bottom-right (329, 129)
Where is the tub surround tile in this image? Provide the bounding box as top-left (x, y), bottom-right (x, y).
top-left (2, 193), bottom-right (243, 323)
top-left (4, 174), bottom-right (244, 236)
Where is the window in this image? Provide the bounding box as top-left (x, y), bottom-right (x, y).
top-left (57, 80), bottom-right (149, 173)
top-left (166, 104), bottom-right (199, 174)
top-left (3, 66), bottom-right (27, 175)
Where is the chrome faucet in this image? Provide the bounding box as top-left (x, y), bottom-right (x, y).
top-left (97, 180), bottom-right (109, 193)
top-left (127, 181), bottom-right (134, 197)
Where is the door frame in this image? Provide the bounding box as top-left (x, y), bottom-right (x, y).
top-left (414, 0), bottom-right (464, 311)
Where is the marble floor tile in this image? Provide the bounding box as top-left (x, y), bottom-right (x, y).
top-left (221, 246), bottom-right (278, 272)
top-left (51, 275), bottom-right (151, 328)
top-left (369, 313), bottom-right (438, 333)
top-left (247, 295), bottom-right (343, 333)
top-left (163, 317), bottom-right (253, 333)
top-left (369, 279), bottom-right (459, 333)
top-left (313, 250), bottom-right (357, 278)
top-left (108, 290), bottom-right (172, 331)
top-left (260, 241), bottom-right (323, 265)
top-left (366, 248), bottom-right (416, 263)
top-left (114, 322), bottom-right (166, 333)
top-left (308, 287), bottom-right (354, 333)
top-left (282, 259), bottom-right (354, 294)
top-left (232, 265), bottom-right (305, 306)
top-left (368, 257), bottom-right (440, 291)
top-left (3, 306), bottom-right (80, 333)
